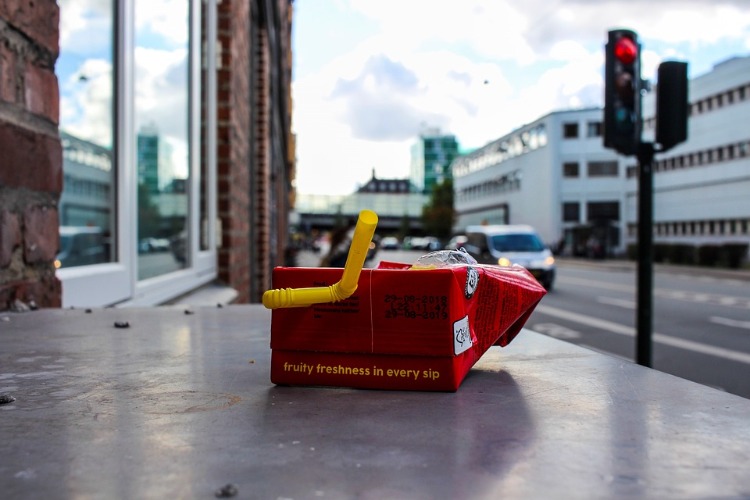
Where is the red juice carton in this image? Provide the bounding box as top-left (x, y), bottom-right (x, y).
top-left (268, 259), bottom-right (546, 391)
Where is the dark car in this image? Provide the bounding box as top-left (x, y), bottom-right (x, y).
top-left (56, 226), bottom-right (109, 269)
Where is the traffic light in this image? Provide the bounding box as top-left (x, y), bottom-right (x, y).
top-left (656, 61), bottom-right (689, 151)
top-left (604, 29), bottom-right (641, 156)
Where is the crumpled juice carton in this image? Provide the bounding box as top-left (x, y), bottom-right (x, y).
top-left (264, 210), bottom-right (546, 392)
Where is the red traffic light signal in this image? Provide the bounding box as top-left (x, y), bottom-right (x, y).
top-left (604, 29), bottom-right (642, 156)
top-left (614, 37), bottom-right (637, 65)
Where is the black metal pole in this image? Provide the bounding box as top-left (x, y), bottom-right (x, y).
top-left (636, 142), bottom-right (655, 367)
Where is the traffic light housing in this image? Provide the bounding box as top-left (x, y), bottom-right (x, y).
top-left (656, 61), bottom-right (689, 151)
top-left (604, 29), bottom-right (642, 156)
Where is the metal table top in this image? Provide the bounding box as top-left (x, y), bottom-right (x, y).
top-left (1, 305), bottom-right (748, 499)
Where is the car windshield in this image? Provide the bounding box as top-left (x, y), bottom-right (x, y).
top-left (490, 233), bottom-right (545, 252)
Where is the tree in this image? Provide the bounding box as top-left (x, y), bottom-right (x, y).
top-left (138, 182), bottom-right (162, 240)
top-left (421, 179), bottom-right (455, 242)
top-left (397, 213), bottom-right (411, 241)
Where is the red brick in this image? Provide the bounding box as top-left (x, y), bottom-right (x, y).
top-left (0, 43), bottom-right (18, 104)
top-left (0, 122), bottom-right (62, 192)
top-left (24, 62), bottom-right (59, 123)
top-left (0, 0), bottom-right (60, 56)
top-left (0, 209), bottom-right (21, 267)
top-left (23, 204), bottom-right (58, 263)
top-left (0, 276), bottom-right (61, 309)
top-left (28, 275), bottom-right (62, 308)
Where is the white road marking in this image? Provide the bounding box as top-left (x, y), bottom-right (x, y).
top-left (532, 322), bottom-right (582, 339)
top-left (535, 304), bottom-right (750, 365)
top-left (709, 316), bottom-right (750, 330)
top-left (596, 297), bottom-right (636, 309)
top-left (563, 277), bottom-right (631, 293)
top-left (562, 277), bottom-right (750, 309)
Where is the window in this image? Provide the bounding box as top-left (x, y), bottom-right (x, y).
top-left (57, 0), bottom-right (115, 269)
top-left (56, 0), bottom-right (219, 307)
top-left (563, 122), bottom-right (579, 139)
top-left (587, 161), bottom-right (618, 177)
top-left (586, 121), bottom-right (602, 138)
top-left (134, 1), bottom-right (190, 280)
top-left (563, 162), bottom-right (579, 178)
top-left (587, 201), bottom-right (620, 222)
top-left (563, 202), bottom-right (580, 222)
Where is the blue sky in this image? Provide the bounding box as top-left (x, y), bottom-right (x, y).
top-left (291, 0), bottom-right (750, 195)
top-left (59, 0), bottom-right (190, 176)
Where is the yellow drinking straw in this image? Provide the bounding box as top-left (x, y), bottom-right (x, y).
top-left (262, 209), bottom-right (378, 309)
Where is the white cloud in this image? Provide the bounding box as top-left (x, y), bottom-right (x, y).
top-left (134, 46), bottom-right (190, 178)
top-left (60, 59), bottom-right (113, 147)
top-left (292, 0), bottom-right (750, 195)
top-left (135, 0), bottom-right (189, 47)
top-left (59, 0), bottom-right (112, 53)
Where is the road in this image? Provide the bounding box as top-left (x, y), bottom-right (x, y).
top-left (298, 248), bottom-right (750, 399)
top-left (528, 259), bottom-right (750, 399)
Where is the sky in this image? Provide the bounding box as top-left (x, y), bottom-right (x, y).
top-left (59, 0), bottom-right (190, 178)
top-left (291, 0), bottom-right (750, 195)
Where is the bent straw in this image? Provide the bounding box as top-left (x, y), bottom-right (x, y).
top-left (262, 209), bottom-right (378, 309)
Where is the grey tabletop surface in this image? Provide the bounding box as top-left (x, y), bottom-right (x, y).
top-left (1, 305), bottom-right (749, 499)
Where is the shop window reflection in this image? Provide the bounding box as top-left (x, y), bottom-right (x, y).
top-left (135, 0), bottom-right (190, 280)
top-left (57, 0), bottom-right (115, 269)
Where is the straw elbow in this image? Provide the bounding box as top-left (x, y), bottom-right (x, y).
top-left (330, 281), bottom-right (357, 302)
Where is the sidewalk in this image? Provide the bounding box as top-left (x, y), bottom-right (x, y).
top-left (556, 256), bottom-right (750, 282)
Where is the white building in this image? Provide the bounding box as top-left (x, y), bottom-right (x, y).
top-left (452, 55), bottom-right (750, 263)
top-left (452, 108), bottom-right (625, 256)
top-left (628, 56), bottom-right (750, 261)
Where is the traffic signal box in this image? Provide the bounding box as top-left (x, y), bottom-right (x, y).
top-left (269, 261), bottom-right (546, 391)
top-left (604, 29), bottom-right (642, 156)
top-left (604, 29), bottom-right (688, 156)
top-left (656, 61), bottom-right (689, 151)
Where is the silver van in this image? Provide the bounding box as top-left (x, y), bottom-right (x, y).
top-left (463, 225), bottom-right (556, 290)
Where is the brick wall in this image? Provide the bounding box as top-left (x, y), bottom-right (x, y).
top-left (217, 0), bottom-right (253, 302)
top-left (252, 23), bottom-right (271, 300)
top-left (0, 1), bottom-right (62, 310)
top-left (216, 0), bottom-right (294, 303)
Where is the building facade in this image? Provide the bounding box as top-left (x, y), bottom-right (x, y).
top-left (0, 0), bottom-right (294, 310)
top-left (452, 55), bottom-right (750, 264)
top-left (452, 108), bottom-right (625, 256)
top-left (627, 56), bottom-right (750, 262)
top-left (410, 128), bottom-right (459, 195)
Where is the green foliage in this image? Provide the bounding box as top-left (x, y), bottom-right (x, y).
top-left (138, 183), bottom-right (161, 239)
top-left (398, 213), bottom-right (411, 241)
top-left (421, 179), bottom-right (455, 242)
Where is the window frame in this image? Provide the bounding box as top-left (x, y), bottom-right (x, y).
top-left (58, 0), bottom-right (218, 308)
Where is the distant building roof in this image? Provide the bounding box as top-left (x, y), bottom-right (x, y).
top-left (357, 170), bottom-right (415, 194)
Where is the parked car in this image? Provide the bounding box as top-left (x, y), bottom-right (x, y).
top-left (56, 226), bottom-right (108, 269)
top-left (380, 236), bottom-right (400, 250)
top-left (139, 237), bottom-right (171, 253)
top-left (409, 236), bottom-right (442, 251)
top-left (445, 235), bottom-right (468, 250)
top-left (463, 225), bottom-right (556, 290)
